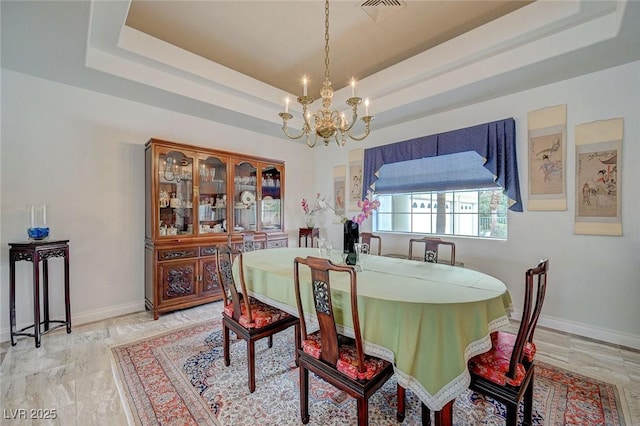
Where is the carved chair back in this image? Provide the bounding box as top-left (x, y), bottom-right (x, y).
top-left (227, 231), bottom-right (268, 252)
top-left (508, 259), bottom-right (549, 378)
top-left (408, 237), bottom-right (456, 265)
top-left (359, 232), bottom-right (382, 255)
top-left (293, 256), bottom-right (365, 371)
top-left (216, 245), bottom-right (253, 322)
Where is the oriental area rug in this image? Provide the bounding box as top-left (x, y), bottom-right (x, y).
top-left (111, 319), bottom-right (626, 426)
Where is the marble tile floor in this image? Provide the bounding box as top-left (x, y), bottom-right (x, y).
top-left (1, 302), bottom-right (639, 425)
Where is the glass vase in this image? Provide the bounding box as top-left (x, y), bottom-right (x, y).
top-left (343, 220), bottom-right (359, 265)
top-left (304, 213), bottom-right (316, 228)
top-left (27, 204), bottom-right (49, 241)
top-left (353, 242), bottom-right (364, 272)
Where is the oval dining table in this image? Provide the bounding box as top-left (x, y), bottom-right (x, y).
top-left (233, 247), bottom-right (512, 425)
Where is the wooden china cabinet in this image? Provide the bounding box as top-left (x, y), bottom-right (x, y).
top-left (144, 138), bottom-right (287, 319)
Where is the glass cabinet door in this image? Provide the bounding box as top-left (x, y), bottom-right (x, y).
top-left (158, 149), bottom-right (194, 237)
top-left (233, 161), bottom-right (258, 232)
top-left (259, 164), bottom-right (283, 231)
top-left (197, 154), bottom-right (228, 235)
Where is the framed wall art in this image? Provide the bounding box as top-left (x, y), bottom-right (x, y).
top-left (574, 118), bottom-right (623, 236)
top-left (527, 104), bottom-right (567, 210)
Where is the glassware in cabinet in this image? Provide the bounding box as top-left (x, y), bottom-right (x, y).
top-left (232, 160), bottom-right (258, 232)
top-left (260, 164), bottom-right (283, 231)
top-left (157, 149), bottom-right (194, 237)
top-left (197, 154), bottom-right (228, 235)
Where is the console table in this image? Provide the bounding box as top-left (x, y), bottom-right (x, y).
top-left (298, 227), bottom-right (319, 248)
top-left (9, 239), bottom-right (71, 347)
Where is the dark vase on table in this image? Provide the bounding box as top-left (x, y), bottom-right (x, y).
top-left (343, 220), bottom-right (359, 265)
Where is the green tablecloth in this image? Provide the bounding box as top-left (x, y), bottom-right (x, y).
top-left (233, 247), bottom-right (511, 410)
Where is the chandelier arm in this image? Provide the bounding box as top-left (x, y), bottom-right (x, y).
top-left (302, 104), bottom-right (317, 133)
top-left (307, 133), bottom-right (318, 148)
top-left (341, 107), bottom-right (359, 132)
top-left (282, 125), bottom-right (307, 140)
top-left (346, 129), bottom-right (370, 142)
top-left (346, 121), bottom-right (372, 142)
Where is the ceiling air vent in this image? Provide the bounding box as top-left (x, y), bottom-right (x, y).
top-left (360, 0), bottom-right (406, 23)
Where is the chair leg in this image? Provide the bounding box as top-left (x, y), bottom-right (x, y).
top-left (357, 397), bottom-right (369, 426)
top-left (248, 339), bottom-right (256, 393)
top-left (268, 335), bottom-right (273, 348)
top-left (300, 364), bottom-right (310, 424)
top-left (421, 402), bottom-right (431, 426)
top-left (396, 384), bottom-right (406, 422)
top-left (523, 374), bottom-right (534, 426)
top-left (223, 323), bottom-right (230, 367)
top-left (506, 402), bottom-right (518, 426)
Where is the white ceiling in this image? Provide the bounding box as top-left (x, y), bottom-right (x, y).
top-left (2, 1), bottom-right (639, 141)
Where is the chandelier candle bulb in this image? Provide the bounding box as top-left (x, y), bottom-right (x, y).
top-left (365, 98), bottom-right (370, 116)
top-left (303, 76), bottom-right (308, 96)
top-left (351, 78), bottom-right (356, 98)
top-left (285, 96), bottom-right (289, 113)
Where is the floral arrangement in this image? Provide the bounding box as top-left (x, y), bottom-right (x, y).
top-left (304, 190), bottom-right (380, 225)
top-left (352, 190), bottom-right (381, 224)
top-left (301, 194), bottom-right (323, 227)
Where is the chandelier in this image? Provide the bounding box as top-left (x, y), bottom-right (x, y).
top-left (278, 0), bottom-right (373, 148)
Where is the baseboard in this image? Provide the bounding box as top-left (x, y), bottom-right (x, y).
top-left (511, 309), bottom-right (640, 350)
top-left (0, 300), bottom-right (146, 344)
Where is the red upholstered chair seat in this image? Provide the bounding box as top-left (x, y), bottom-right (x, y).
top-left (469, 331), bottom-right (528, 386)
top-left (491, 331), bottom-right (537, 363)
top-left (223, 297), bottom-right (292, 329)
top-left (302, 331), bottom-right (389, 381)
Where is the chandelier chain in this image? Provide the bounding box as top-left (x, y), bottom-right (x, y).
top-left (278, 0), bottom-right (373, 147)
top-left (324, 0), bottom-right (330, 82)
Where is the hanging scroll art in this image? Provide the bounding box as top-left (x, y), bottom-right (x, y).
top-left (574, 118), bottom-right (623, 236)
top-left (527, 104), bottom-right (567, 210)
top-left (333, 165), bottom-right (346, 223)
top-left (348, 148), bottom-right (364, 211)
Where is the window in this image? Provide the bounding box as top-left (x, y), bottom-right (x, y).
top-left (374, 189), bottom-right (508, 239)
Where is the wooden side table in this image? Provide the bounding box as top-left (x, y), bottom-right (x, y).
top-left (9, 239), bottom-right (71, 347)
top-left (298, 227), bottom-right (319, 248)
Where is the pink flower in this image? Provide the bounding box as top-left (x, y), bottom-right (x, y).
top-left (352, 191), bottom-right (380, 224)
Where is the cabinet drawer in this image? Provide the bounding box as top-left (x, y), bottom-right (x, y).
top-left (199, 245), bottom-right (218, 257)
top-left (268, 238), bottom-right (288, 249)
top-left (158, 248), bottom-right (199, 261)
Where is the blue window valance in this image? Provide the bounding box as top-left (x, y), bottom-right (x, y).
top-left (362, 117), bottom-right (522, 211)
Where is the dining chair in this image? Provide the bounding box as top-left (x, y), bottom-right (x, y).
top-left (359, 232), bottom-right (382, 255)
top-left (227, 230), bottom-right (268, 252)
top-left (293, 256), bottom-right (400, 425)
top-left (408, 237), bottom-right (456, 265)
top-left (217, 245), bottom-right (300, 393)
top-left (465, 258), bottom-right (549, 425)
